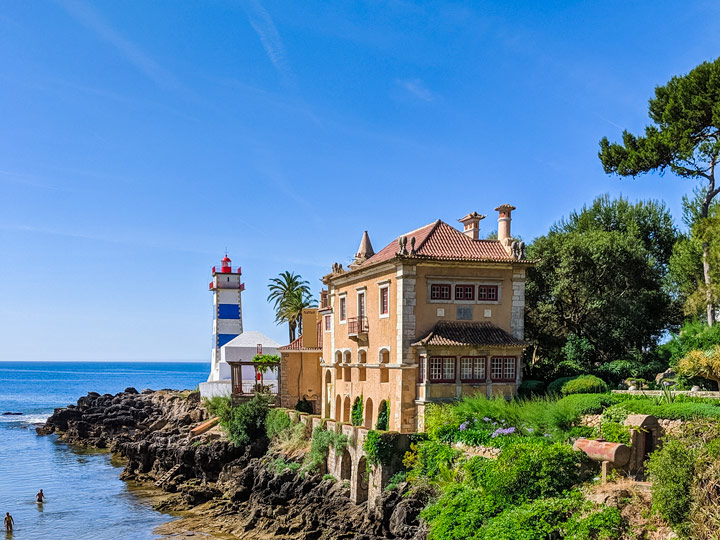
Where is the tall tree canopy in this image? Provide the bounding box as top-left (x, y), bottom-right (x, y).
top-left (599, 57), bottom-right (720, 325)
top-left (526, 196), bottom-right (678, 381)
top-left (267, 271), bottom-right (316, 342)
top-left (668, 190), bottom-right (720, 316)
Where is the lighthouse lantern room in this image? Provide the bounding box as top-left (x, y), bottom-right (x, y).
top-left (207, 254), bottom-right (244, 381)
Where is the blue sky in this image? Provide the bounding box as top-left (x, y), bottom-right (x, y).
top-left (1, 1), bottom-right (718, 361)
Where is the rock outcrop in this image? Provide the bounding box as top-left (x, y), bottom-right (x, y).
top-left (39, 390), bottom-right (425, 540)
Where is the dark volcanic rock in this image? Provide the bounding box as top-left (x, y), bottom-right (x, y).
top-left (38, 389), bottom-right (423, 540)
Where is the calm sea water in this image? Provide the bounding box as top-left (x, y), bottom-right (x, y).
top-left (0, 361), bottom-right (209, 540)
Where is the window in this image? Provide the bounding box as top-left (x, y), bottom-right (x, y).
top-left (443, 357), bottom-right (455, 381)
top-left (478, 285), bottom-right (498, 301)
top-left (430, 284), bottom-right (451, 300)
top-left (491, 357), bottom-right (503, 380)
top-left (455, 285), bottom-right (475, 301)
top-left (429, 358), bottom-right (443, 381)
top-left (418, 357), bottom-right (425, 383)
top-left (380, 286), bottom-right (389, 316)
top-left (491, 356), bottom-right (516, 382)
top-left (339, 296), bottom-right (347, 322)
top-left (457, 306), bottom-right (473, 320)
top-left (357, 291), bottom-right (366, 319)
top-left (504, 357), bottom-right (516, 380)
top-left (429, 357), bottom-right (455, 382)
top-left (324, 315), bottom-right (331, 331)
top-left (460, 357), bottom-right (486, 382)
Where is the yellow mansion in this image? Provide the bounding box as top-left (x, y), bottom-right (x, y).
top-left (315, 205), bottom-right (532, 433)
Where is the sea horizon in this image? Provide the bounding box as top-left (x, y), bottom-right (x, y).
top-left (0, 361), bottom-right (211, 539)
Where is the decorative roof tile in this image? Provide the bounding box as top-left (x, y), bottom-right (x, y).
top-left (412, 321), bottom-right (527, 348)
top-left (360, 220), bottom-right (513, 267)
top-left (278, 333), bottom-right (322, 351)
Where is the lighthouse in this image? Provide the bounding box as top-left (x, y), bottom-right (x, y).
top-left (207, 254), bottom-right (244, 382)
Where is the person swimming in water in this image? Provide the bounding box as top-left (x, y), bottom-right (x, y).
top-left (4, 512), bottom-right (13, 533)
top-left (36, 489), bottom-right (44, 503)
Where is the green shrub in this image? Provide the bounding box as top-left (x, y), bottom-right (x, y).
top-left (204, 396), bottom-right (232, 423)
top-left (475, 495), bottom-right (582, 540)
top-left (222, 394), bottom-right (272, 446)
top-left (265, 409), bottom-right (293, 440)
top-left (364, 430), bottom-right (396, 468)
top-left (600, 404), bottom-right (628, 424)
top-left (596, 404), bottom-right (631, 443)
top-left (599, 422), bottom-right (630, 444)
top-left (322, 473), bottom-right (336, 482)
top-left (659, 319), bottom-right (720, 367)
top-left (561, 375), bottom-right (608, 395)
top-left (422, 446), bottom-right (590, 540)
top-left (376, 400), bottom-right (389, 431)
top-left (619, 400), bottom-right (720, 420)
top-left (295, 398), bottom-right (314, 414)
top-left (486, 443), bottom-right (586, 505)
top-left (556, 394), bottom-right (618, 415)
top-left (518, 379), bottom-right (545, 398)
top-left (548, 375), bottom-right (608, 396)
top-left (564, 506), bottom-right (624, 539)
top-left (421, 483), bottom-right (500, 540)
top-left (646, 438), bottom-right (698, 526)
top-left (547, 376), bottom-right (577, 395)
top-left (385, 471), bottom-right (407, 491)
top-left (425, 393), bottom-right (622, 446)
top-left (304, 426), bottom-right (349, 471)
top-left (404, 440), bottom-right (461, 481)
top-left (351, 395), bottom-right (363, 426)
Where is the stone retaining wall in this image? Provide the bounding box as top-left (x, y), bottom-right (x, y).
top-left (580, 414), bottom-right (685, 437)
top-left (611, 390), bottom-right (720, 398)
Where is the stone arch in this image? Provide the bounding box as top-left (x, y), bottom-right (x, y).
top-left (325, 371), bottom-right (332, 417)
top-left (364, 397), bottom-right (374, 429)
top-left (358, 349), bottom-right (367, 363)
top-left (335, 394), bottom-right (342, 421)
top-left (356, 456), bottom-right (369, 503)
top-left (340, 448), bottom-right (352, 481)
top-left (334, 350), bottom-right (342, 364)
top-left (379, 348), bottom-right (390, 364)
top-left (376, 399), bottom-right (389, 430)
top-left (343, 350), bottom-right (352, 363)
top-left (343, 396), bottom-right (351, 423)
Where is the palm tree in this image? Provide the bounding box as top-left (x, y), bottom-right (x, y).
top-left (267, 272), bottom-right (316, 342)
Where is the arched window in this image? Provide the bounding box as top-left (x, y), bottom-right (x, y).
top-left (364, 397), bottom-right (374, 429)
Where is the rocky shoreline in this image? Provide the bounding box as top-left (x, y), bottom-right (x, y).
top-left (38, 389), bottom-right (425, 540)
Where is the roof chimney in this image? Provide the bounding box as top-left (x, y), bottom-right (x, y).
top-left (457, 212), bottom-right (486, 240)
top-left (495, 204), bottom-right (516, 251)
top-left (355, 231), bottom-right (375, 263)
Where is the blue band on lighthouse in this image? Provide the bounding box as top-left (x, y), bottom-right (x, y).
top-left (217, 304), bottom-right (241, 319)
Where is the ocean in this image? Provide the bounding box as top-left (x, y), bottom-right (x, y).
top-left (0, 361), bottom-right (209, 540)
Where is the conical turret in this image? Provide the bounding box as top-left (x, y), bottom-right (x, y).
top-left (355, 231), bottom-right (375, 262)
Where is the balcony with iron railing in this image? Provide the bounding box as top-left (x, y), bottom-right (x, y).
top-left (320, 289), bottom-right (330, 309)
top-left (347, 316), bottom-right (369, 339)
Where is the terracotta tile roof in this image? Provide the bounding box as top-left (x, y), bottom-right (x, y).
top-left (360, 220), bottom-right (513, 268)
top-left (412, 321), bottom-right (527, 348)
top-left (278, 334), bottom-right (322, 351)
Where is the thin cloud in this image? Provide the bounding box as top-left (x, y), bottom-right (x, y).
top-left (397, 78), bottom-right (436, 102)
top-left (241, 0), bottom-right (292, 81)
top-left (0, 224), bottom-right (216, 256)
top-left (0, 170), bottom-right (72, 192)
top-left (56, 0), bottom-right (185, 93)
